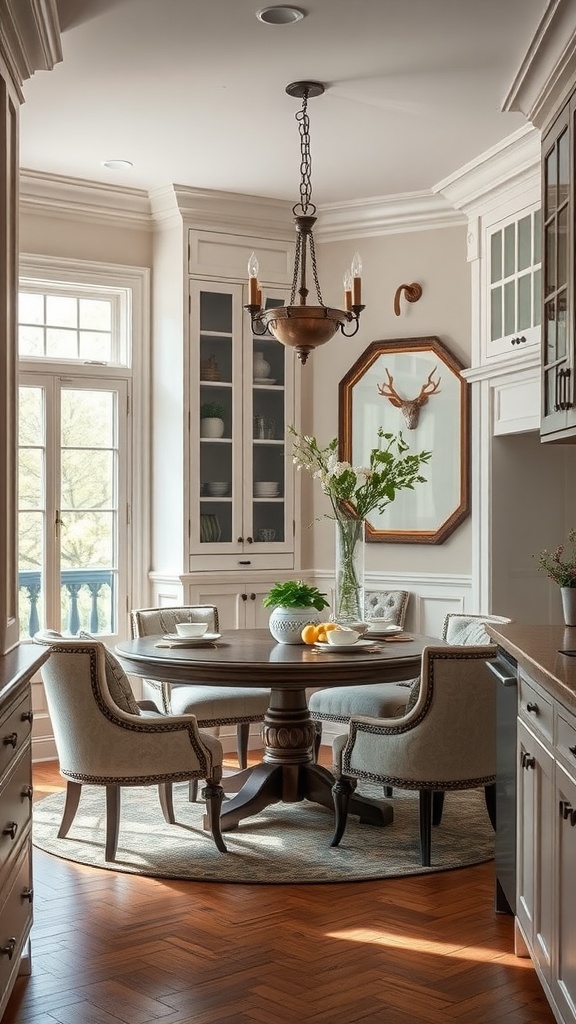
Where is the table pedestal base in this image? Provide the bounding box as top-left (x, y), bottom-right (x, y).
top-left (205, 687), bottom-right (394, 833)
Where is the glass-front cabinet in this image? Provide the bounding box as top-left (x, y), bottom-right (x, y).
top-left (484, 204), bottom-right (541, 360)
top-left (541, 95), bottom-right (576, 441)
top-left (188, 280), bottom-right (294, 571)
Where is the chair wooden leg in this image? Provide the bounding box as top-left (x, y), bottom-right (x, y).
top-left (236, 722), bottom-right (250, 770)
top-left (104, 785), bottom-right (121, 861)
top-left (57, 780), bottom-right (82, 839)
top-left (419, 790), bottom-right (433, 866)
top-left (202, 781), bottom-right (227, 853)
top-left (188, 779), bottom-right (199, 802)
top-left (158, 782), bottom-right (175, 824)
top-left (330, 777), bottom-right (354, 847)
top-left (432, 790), bottom-right (445, 826)
top-left (484, 782), bottom-right (496, 830)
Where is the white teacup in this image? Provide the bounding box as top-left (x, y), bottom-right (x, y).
top-left (326, 627), bottom-right (360, 646)
top-left (175, 622), bottom-right (209, 638)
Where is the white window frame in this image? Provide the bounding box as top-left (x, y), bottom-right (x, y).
top-left (18, 255), bottom-right (150, 638)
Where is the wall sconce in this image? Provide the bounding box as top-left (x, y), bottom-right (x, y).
top-left (393, 282), bottom-right (422, 317)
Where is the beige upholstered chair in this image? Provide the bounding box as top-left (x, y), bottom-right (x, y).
top-left (130, 606), bottom-right (270, 791)
top-left (331, 645), bottom-right (498, 866)
top-left (310, 608), bottom-right (510, 756)
top-left (34, 632), bottom-right (227, 857)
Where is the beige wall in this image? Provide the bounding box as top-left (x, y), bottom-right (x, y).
top-left (19, 212), bottom-right (153, 267)
top-left (299, 223), bottom-right (472, 578)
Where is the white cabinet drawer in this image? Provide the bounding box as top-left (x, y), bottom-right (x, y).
top-left (519, 675), bottom-right (553, 744)
top-left (556, 710), bottom-right (576, 777)
top-left (0, 690), bottom-right (32, 780)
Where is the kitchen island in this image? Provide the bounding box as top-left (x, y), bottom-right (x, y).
top-left (487, 622), bottom-right (576, 1024)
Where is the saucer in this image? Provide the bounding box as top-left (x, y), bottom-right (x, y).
top-left (162, 633), bottom-right (221, 644)
top-left (365, 624), bottom-right (403, 636)
top-left (253, 377), bottom-right (277, 385)
top-left (313, 638), bottom-right (379, 653)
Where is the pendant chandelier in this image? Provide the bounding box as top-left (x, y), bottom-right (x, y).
top-left (244, 81), bottom-right (365, 365)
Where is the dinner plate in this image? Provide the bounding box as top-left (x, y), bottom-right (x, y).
top-left (162, 633), bottom-right (221, 644)
top-left (365, 624), bottom-right (403, 636)
top-left (313, 638), bottom-right (380, 653)
top-left (253, 377), bottom-right (277, 384)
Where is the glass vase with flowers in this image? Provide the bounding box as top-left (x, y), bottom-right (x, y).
top-left (289, 427), bottom-right (431, 625)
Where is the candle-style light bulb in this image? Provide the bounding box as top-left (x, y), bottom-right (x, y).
top-left (343, 269), bottom-right (352, 312)
top-left (351, 251), bottom-right (362, 306)
top-left (247, 251), bottom-right (260, 306)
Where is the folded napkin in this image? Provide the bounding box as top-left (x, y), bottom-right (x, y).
top-left (381, 635), bottom-right (413, 643)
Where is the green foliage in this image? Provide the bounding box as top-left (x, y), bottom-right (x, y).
top-left (536, 530), bottom-right (576, 587)
top-left (262, 579), bottom-right (329, 610)
top-left (289, 426), bottom-right (431, 521)
top-left (200, 402), bottom-right (225, 420)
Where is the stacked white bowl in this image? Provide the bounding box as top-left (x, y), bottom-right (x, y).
top-left (254, 480), bottom-right (279, 497)
top-left (206, 481), bottom-right (229, 496)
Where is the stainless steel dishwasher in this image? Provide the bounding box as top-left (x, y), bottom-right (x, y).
top-left (487, 646), bottom-right (518, 915)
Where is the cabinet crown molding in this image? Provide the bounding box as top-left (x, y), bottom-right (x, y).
top-left (502, 0), bottom-right (576, 130)
top-left (0, 0), bottom-right (62, 96)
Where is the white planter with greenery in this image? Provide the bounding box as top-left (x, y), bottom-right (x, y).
top-left (200, 402), bottom-right (225, 439)
top-left (263, 581), bottom-right (329, 645)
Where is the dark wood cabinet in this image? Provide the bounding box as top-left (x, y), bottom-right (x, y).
top-left (541, 92), bottom-right (576, 441)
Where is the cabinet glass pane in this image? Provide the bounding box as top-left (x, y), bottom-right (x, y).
top-left (200, 335), bottom-right (232, 384)
top-left (544, 298), bottom-right (556, 362)
top-left (559, 128), bottom-right (569, 207)
top-left (518, 275), bottom-right (531, 331)
top-left (545, 222), bottom-right (556, 296)
top-left (533, 268), bottom-right (541, 328)
top-left (558, 206), bottom-right (568, 288)
top-left (544, 368), bottom-right (556, 416)
top-left (545, 146), bottom-right (557, 218)
top-left (200, 292), bottom-right (232, 333)
top-left (557, 291), bottom-right (567, 359)
top-left (503, 281), bottom-right (515, 336)
top-left (533, 209), bottom-right (541, 264)
top-left (504, 223), bottom-right (516, 278)
top-left (490, 231), bottom-right (502, 284)
top-left (517, 215), bottom-right (532, 272)
top-left (490, 287), bottom-right (502, 341)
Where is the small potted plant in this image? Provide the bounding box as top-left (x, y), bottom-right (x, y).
top-left (263, 579), bottom-right (329, 644)
top-left (200, 401), bottom-right (226, 439)
top-left (536, 528), bottom-right (576, 625)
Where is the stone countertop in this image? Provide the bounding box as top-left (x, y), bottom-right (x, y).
top-left (486, 623), bottom-right (576, 715)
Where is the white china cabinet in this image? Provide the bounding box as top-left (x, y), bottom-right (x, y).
top-left (149, 189), bottom-right (300, 621)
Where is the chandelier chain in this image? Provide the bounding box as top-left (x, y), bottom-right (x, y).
top-left (294, 90), bottom-right (316, 217)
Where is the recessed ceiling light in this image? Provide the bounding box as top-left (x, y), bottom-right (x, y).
top-left (101, 159), bottom-right (133, 170)
top-left (256, 6), bottom-right (306, 25)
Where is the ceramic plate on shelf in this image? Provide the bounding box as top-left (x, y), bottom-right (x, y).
top-left (253, 377), bottom-right (277, 384)
top-left (162, 633), bottom-right (221, 644)
top-left (365, 624), bottom-right (403, 636)
top-left (313, 639), bottom-right (380, 653)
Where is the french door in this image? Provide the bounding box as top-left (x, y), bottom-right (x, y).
top-left (18, 373), bottom-right (130, 641)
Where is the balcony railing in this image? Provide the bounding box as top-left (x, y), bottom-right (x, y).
top-left (18, 568), bottom-right (115, 637)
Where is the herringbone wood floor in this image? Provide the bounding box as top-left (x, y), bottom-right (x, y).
top-left (4, 757), bottom-right (555, 1024)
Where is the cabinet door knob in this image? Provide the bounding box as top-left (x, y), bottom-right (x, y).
top-left (246, 536), bottom-right (253, 544)
top-left (21, 710), bottom-right (33, 724)
top-left (249, 593), bottom-right (256, 601)
top-left (22, 785), bottom-right (33, 801)
top-left (526, 701), bottom-right (539, 714)
top-left (522, 753), bottom-right (535, 770)
top-left (560, 800), bottom-right (576, 825)
top-left (3, 732), bottom-right (17, 748)
top-left (0, 939), bottom-right (16, 960)
top-left (22, 887), bottom-right (33, 904)
top-left (237, 537), bottom-right (243, 543)
top-left (2, 822), bottom-right (18, 840)
top-left (241, 593), bottom-right (247, 601)
top-left (569, 745), bottom-right (576, 758)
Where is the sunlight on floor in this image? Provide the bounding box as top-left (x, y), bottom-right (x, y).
top-left (325, 927), bottom-right (536, 967)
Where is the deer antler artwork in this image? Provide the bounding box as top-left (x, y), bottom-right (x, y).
top-left (377, 366), bottom-right (441, 429)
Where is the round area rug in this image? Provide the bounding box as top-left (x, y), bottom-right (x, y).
top-left (32, 782), bottom-right (494, 884)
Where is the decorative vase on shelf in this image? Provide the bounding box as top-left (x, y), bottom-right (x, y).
top-left (253, 351), bottom-right (271, 380)
top-left (561, 587), bottom-right (576, 626)
top-left (333, 514), bottom-right (365, 626)
top-left (268, 606), bottom-right (321, 645)
top-left (200, 416), bottom-right (224, 439)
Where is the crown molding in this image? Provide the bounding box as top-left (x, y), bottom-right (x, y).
top-left (19, 169), bottom-right (151, 229)
top-left (149, 183), bottom-right (295, 239)
top-left (503, 0), bottom-right (576, 130)
top-left (433, 125), bottom-right (540, 217)
top-left (315, 190), bottom-right (465, 241)
top-left (0, 0), bottom-right (62, 99)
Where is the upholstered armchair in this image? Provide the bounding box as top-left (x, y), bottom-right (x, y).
top-left (34, 632), bottom-right (227, 857)
top-left (309, 590), bottom-right (411, 753)
top-left (331, 644), bottom-right (498, 866)
top-left (130, 606), bottom-right (270, 791)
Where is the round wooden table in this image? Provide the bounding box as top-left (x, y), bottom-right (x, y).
top-left (116, 628), bottom-right (433, 832)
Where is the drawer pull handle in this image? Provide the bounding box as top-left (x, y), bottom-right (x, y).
top-left (526, 702), bottom-right (539, 714)
top-left (569, 745), bottom-right (576, 758)
top-left (23, 785), bottom-right (33, 801)
top-left (3, 732), bottom-right (18, 748)
top-left (560, 800), bottom-right (576, 826)
top-left (21, 711), bottom-right (33, 724)
top-left (0, 939), bottom-right (16, 960)
top-left (22, 887), bottom-right (33, 904)
top-left (522, 752), bottom-right (535, 770)
top-left (3, 822), bottom-right (18, 840)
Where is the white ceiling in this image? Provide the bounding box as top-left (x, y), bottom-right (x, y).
top-left (19, 0), bottom-right (548, 205)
